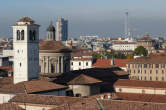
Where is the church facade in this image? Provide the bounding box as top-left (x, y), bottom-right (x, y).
top-left (39, 23), bottom-right (71, 74)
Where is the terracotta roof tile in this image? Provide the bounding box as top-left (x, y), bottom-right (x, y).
top-left (0, 78), bottom-right (67, 94)
top-left (68, 74), bottom-right (102, 85)
top-left (39, 41), bottom-right (71, 53)
top-left (0, 103), bottom-right (24, 110)
top-left (93, 59), bottom-right (129, 67)
top-left (114, 79), bottom-right (166, 89)
top-left (10, 94), bottom-right (82, 106)
top-left (18, 17), bottom-right (34, 22)
top-left (117, 92), bottom-right (166, 103)
top-left (126, 56), bottom-right (166, 63)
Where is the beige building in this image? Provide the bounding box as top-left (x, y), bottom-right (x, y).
top-left (114, 79), bottom-right (166, 95)
top-left (126, 56), bottom-right (166, 81)
top-left (137, 34), bottom-right (156, 53)
top-left (39, 24), bottom-right (71, 74)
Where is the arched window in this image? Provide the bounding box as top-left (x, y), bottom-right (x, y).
top-left (29, 30), bottom-right (33, 40)
top-left (51, 64), bottom-right (55, 73)
top-left (32, 30), bottom-right (36, 40)
top-left (21, 30), bottom-right (24, 40)
top-left (17, 30), bottom-right (20, 40)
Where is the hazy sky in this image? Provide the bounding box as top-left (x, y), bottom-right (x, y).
top-left (0, 0), bottom-right (166, 38)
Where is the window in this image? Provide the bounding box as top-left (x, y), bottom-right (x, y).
top-left (144, 70), bottom-right (146, 74)
top-left (86, 62), bottom-right (88, 66)
top-left (21, 30), bottom-right (24, 40)
top-left (156, 77), bottom-right (158, 81)
top-left (144, 64), bottom-right (147, 68)
top-left (150, 70), bottom-right (152, 74)
top-left (20, 63), bottom-right (22, 67)
top-left (161, 64), bottom-right (165, 68)
top-left (149, 64), bottom-right (153, 68)
top-left (29, 30), bottom-right (33, 40)
top-left (32, 30), bottom-right (36, 40)
top-left (156, 70), bottom-right (158, 74)
top-left (134, 70), bottom-right (135, 74)
top-left (162, 77), bottom-right (164, 81)
top-left (17, 30), bottom-right (20, 40)
top-left (150, 77), bottom-right (152, 80)
top-left (142, 90), bottom-right (145, 94)
top-left (71, 62), bottom-right (73, 66)
top-left (145, 77), bottom-right (146, 80)
top-left (51, 64), bottom-right (55, 73)
top-left (138, 64), bottom-right (142, 68)
top-left (119, 88), bottom-right (122, 92)
top-left (155, 64), bottom-right (159, 68)
top-left (79, 62), bottom-right (81, 66)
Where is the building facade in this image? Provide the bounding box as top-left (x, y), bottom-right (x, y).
top-left (126, 56), bottom-right (166, 81)
top-left (13, 17), bottom-right (40, 84)
top-left (56, 18), bottom-right (68, 41)
top-left (137, 34), bottom-right (156, 54)
top-left (112, 42), bottom-right (137, 51)
top-left (70, 52), bottom-right (93, 70)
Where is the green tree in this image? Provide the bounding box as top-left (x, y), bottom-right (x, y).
top-left (133, 46), bottom-right (148, 56)
top-left (92, 53), bottom-right (101, 59)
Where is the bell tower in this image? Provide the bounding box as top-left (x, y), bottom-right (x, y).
top-left (13, 17), bottom-right (40, 84)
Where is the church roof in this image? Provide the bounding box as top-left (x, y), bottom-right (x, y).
top-left (46, 22), bottom-right (55, 31)
top-left (18, 17), bottom-right (34, 23)
top-left (39, 41), bottom-right (72, 53)
top-left (0, 77), bottom-right (67, 94)
top-left (68, 74), bottom-right (102, 85)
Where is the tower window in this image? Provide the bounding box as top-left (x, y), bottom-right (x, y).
top-left (17, 30), bottom-right (20, 40)
top-left (29, 30), bottom-right (33, 40)
top-left (20, 63), bottom-right (22, 67)
top-left (21, 30), bottom-right (24, 40)
top-left (32, 30), bottom-right (36, 40)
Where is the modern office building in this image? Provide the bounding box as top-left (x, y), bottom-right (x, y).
top-left (56, 18), bottom-right (68, 41)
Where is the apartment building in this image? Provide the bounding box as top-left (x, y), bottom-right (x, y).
top-left (126, 56), bottom-right (166, 81)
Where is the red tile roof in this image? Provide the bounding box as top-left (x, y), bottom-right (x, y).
top-left (126, 56), bottom-right (166, 63)
top-left (68, 74), bottom-right (102, 85)
top-left (0, 66), bottom-right (13, 72)
top-left (9, 94), bottom-right (82, 106)
top-left (0, 103), bottom-right (24, 110)
top-left (114, 79), bottom-right (166, 89)
top-left (39, 41), bottom-right (71, 53)
top-left (93, 59), bottom-right (129, 67)
top-left (0, 78), bottom-right (67, 94)
top-left (71, 52), bottom-right (93, 57)
top-left (18, 17), bottom-right (34, 22)
top-left (117, 92), bottom-right (166, 103)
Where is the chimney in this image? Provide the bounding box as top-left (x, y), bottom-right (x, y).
top-left (111, 56), bottom-right (114, 65)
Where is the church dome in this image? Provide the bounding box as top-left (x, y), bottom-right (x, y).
top-left (46, 23), bottom-right (55, 32)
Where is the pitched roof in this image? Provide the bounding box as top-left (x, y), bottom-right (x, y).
top-left (0, 78), bottom-right (67, 94)
top-left (126, 56), bottom-right (166, 63)
top-left (0, 103), bottom-right (24, 110)
top-left (138, 34), bottom-right (154, 41)
top-left (71, 51), bottom-right (93, 57)
top-left (68, 74), bottom-right (102, 85)
top-left (0, 66), bottom-right (13, 72)
top-left (9, 94), bottom-right (82, 106)
top-left (114, 79), bottom-right (166, 89)
top-left (92, 58), bottom-right (129, 67)
top-left (39, 41), bottom-right (71, 53)
top-left (117, 92), bottom-right (166, 103)
top-left (53, 67), bottom-right (129, 85)
top-left (50, 97), bottom-right (166, 110)
top-left (18, 17), bottom-right (34, 22)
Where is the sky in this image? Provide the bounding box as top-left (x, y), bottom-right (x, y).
top-left (0, 0), bottom-right (166, 38)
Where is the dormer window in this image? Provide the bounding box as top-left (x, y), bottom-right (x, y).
top-left (21, 30), bottom-right (24, 40)
top-left (17, 30), bottom-right (20, 40)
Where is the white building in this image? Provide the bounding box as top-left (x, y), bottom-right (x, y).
top-left (70, 52), bottom-right (93, 70)
top-left (112, 42), bottom-right (137, 51)
top-left (13, 17), bottom-right (40, 84)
